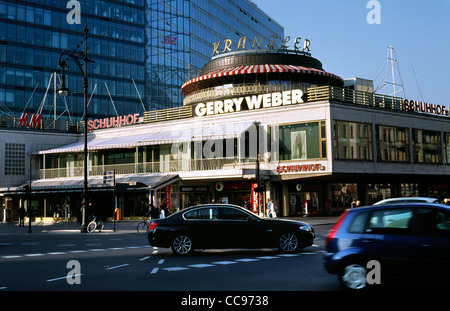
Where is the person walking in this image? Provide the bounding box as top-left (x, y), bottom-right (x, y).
top-left (266, 199), bottom-right (274, 218)
top-left (18, 206), bottom-right (26, 227)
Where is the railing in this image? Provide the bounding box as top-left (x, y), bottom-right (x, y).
top-left (307, 86), bottom-right (405, 110)
top-left (40, 158), bottom-right (256, 179)
top-left (4, 85), bottom-right (412, 133)
top-left (143, 105), bottom-right (193, 123)
top-left (0, 115), bottom-right (81, 132)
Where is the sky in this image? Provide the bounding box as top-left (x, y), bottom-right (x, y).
top-left (254, 0), bottom-right (450, 106)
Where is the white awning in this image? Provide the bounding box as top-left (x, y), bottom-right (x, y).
top-left (38, 121), bottom-right (256, 155)
top-left (15, 174), bottom-right (179, 192)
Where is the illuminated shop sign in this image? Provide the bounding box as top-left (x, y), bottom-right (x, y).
top-left (403, 99), bottom-right (448, 117)
top-left (212, 35), bottom-right (311, 56)
top-left (276, 163), bottom-right (326, 174)
top-left (87, 113), bottom-right (141, 130)
top-left (194, 89), bottom-right (304, 117)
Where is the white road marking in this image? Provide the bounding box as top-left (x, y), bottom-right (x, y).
top-left (163, 267), bottom-right (190, 272)
top-left (212, 261), bottom-right (238, 265)
top-left (188, 263), bottom-right (215, 268)
top-left (257, 256), bottom-right (278, 259)
top-left (47, 274), bottom-right (83, 282)
top-left (106, 264), bottom-right (130, 270)
top-left (151, 267), bottom-right (159, 274)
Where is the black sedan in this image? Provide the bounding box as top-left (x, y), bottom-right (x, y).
top-left (147, 204), bottom-right (315, 255)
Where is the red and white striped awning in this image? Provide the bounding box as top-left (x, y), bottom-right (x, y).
top-left (181, 64), bottom-right (343, 91)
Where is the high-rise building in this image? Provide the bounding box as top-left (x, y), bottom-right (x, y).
top-left (0, 0), bottom-right (283, 121)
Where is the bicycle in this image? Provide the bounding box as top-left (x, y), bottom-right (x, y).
top-left (136, 218), bottom-right (150, 235)
top-left (87, 216), bottom-right (104, 233)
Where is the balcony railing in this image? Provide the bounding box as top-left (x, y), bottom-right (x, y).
top-left (6, 85), bottom-right (412, 134)
top-left (40, 158), bottom-right (256, 179)
top-left (307, 86), bottom-right (405, 110)
top-left (0, 115), bottom-right (81, 132)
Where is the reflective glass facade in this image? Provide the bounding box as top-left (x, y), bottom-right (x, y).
top-left (0, 0), bottom-right (284, 120)
top-left (146, 0), bottom-right (284, 110)
top-left (0, 0), bottom-right (146, 121)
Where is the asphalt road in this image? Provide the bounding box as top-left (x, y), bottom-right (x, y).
top-left (0, 221), bottom-right (337, 292)
top-left (0, 221), bottom-right (445, 309)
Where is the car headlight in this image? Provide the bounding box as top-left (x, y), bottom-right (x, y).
top-left (299, 225), bottom-right (312, 232)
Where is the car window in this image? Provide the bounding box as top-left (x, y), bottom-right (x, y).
top-left (220, 207), bottom-right (250, 220)
top-left (348, 211), bottom-right (370, 233)
top-left (366, 209), bottom-right (413, 235)
top-left (416, 208), bottom-right (450, 237)
top-left (184, 207), bottom-right (219, 220)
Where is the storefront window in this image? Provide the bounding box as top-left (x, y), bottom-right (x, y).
top-left (377, 125), bottom-right (409, 162)
top-left (278, 122), bottom-right (321, 160)
top-left (330, 183), bottom-right (358, 211)
top-left (413, 129), bottom-right (441, 163)
top-left (333, 121), bottom-right (373, 160)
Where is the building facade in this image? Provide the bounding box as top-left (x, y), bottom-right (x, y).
top-left (0, 0), bottom-right (283, 124)
top-left (2, 37), bottom-right (450, 223)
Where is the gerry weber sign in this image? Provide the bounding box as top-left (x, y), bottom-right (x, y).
top-left (194, 89), bottom-right (304, 117)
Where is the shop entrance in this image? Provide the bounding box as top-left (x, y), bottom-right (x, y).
top-left (288, 191), bottom-right (319, 216)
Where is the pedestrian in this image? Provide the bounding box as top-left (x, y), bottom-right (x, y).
top-left (160, 200), bottom-right (170, 218)
top-left (18, 206), bottom-right (26, 227)
top-left (266, 199), bottom-right (274, 218)
top-left (243, 200), bottom-right (250, 210)
top-left (351, 198), bottom-right (357, 208)
top-left (149, 204), bottom-right (160, 219)
top-left (270, 200), bottom-right (277, 218)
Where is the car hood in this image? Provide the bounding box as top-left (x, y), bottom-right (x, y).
top-left (264, 218), bottom-right (311, 227)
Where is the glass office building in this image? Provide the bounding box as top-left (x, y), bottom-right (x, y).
top-left (0, 0), bottom-right (283, 121)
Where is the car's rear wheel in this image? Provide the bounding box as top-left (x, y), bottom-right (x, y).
top-left (171, 234), bottom-right (194, 255)
top-left (278, 232), bottom-right (299, 253)
top-left (339, 263), bottom-right (368, 290)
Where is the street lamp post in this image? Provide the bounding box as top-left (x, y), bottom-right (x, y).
top-left (57, 24), bottom-right (94, 233)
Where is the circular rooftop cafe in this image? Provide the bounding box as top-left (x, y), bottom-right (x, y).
top-left (181, 49), bottom-right (344, 106)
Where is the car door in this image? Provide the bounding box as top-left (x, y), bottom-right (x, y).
top-left (358, 207), bottom-right (424, 278)
top-left (412, 207), bottom-right (450, 280)
top-left (183, 207), bottom-right (222, 248)
top-left (218, 206), bottom-right (268, 248)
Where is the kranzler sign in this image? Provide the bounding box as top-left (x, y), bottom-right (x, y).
top-left (194, 89), bottom-right (304, 117)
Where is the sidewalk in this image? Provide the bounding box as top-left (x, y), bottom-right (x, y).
top-left (0, 220), bottom-right (138, 236)
top-left (0, 216), bottom-right (338, 236)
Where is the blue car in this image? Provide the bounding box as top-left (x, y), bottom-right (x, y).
top-left (324, 203), bottom-right (450, 290)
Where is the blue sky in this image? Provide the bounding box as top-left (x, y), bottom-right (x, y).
top-left (254, 0), bottom-right (450, 106)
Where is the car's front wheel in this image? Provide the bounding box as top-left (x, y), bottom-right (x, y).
top-left (278, 232), bottom-right (299, 253)
top-left (339, 263), bottom-right (368, 290)
top-left (171, 234), bottom-right (194, 255)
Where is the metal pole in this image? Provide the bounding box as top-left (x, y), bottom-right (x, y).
top-left (28, 159), bottom-right (32, 234)
top-left (80, 24), bottom-right (89, 233)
